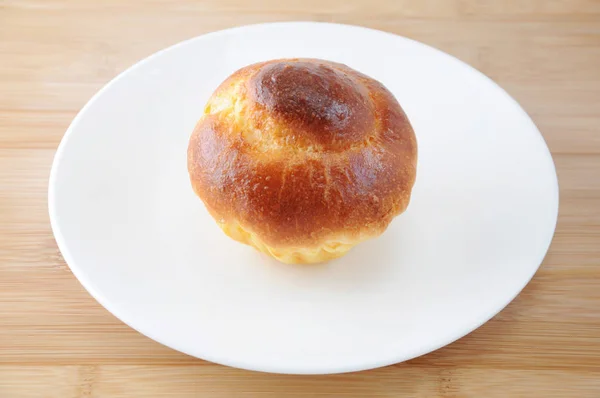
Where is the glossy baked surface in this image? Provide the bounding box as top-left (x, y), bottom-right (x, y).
top-left (188, 59), bottom-right (417, 263)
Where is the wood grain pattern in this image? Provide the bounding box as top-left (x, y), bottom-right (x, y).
top-left (1, 0), bottom-right (599, 396)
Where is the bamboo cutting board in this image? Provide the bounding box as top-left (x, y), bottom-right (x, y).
top-left (1, 0), bottom-right (600, 396)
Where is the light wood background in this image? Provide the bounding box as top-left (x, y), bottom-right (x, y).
top-left (1, 0), bottom-right (600, 396)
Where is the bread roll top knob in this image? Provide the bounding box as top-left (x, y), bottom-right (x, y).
top-left (251, 62), bottom-right (374, 150)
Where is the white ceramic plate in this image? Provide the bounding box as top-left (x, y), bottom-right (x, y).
top-left (49, 22), bottom-right (559, 374)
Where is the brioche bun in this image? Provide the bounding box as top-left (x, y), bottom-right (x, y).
top-left (187, 59), bottom-right (417, 264)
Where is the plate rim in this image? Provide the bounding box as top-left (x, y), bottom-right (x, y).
top-left (48, 20), bottom-right (560, 375)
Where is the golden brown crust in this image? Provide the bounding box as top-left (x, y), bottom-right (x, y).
top-left (188, 58), bottom-right (417, 250)
top-left (250, 61), bottom-right (374, 149)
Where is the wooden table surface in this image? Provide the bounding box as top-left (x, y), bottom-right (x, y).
top-left (2, 0), bottom-right (600, 396)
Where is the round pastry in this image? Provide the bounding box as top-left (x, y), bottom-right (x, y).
top-left (187, 58), bottom-right (417, 264)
